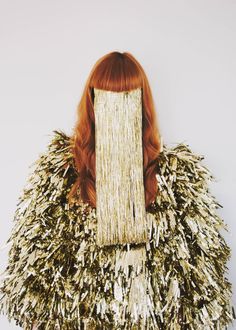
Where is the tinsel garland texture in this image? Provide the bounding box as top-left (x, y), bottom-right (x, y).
top-left (0, 130), bottom-right (235, 330)
top-left (94, 87), bottom-right (149, 246)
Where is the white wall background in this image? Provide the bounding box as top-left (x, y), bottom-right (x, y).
top-left (0, 0), bottom-right (235, 328)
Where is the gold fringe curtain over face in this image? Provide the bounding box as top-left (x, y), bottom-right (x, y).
top-left (94, 87), bottom-right (148, 246)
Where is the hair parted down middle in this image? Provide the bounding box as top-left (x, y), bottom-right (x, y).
top-left (67, 51), bottom-right (162, 210)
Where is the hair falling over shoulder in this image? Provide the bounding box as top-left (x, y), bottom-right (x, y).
top-left (67, 51), bottom-right (162, 210)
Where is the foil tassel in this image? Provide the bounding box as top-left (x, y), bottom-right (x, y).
top-left (94, 88), bottom-right (148, 246)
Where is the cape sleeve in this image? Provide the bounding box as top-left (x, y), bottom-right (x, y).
top-left (149, 142), bottom-right (236, 329)
top-left (0, 130), bottom-right (86, 330)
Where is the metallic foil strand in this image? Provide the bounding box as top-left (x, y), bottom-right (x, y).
top-left (94, 88), bottom-right (148, 246)
top-left (0, 129), bottom-right (235, 330)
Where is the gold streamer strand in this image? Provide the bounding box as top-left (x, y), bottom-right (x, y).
top-left (94, 88), bottom-right (148, 246)
top-left (93, 88), bottom-right (152, 325)
top-left (0, 130), bottom-right (235, 329)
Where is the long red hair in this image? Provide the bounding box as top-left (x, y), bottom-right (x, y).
top-left (68, 51), bottom-right (162, 210)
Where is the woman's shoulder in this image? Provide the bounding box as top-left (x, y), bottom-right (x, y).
top-left (14, 129), bottom-right (79, 215)
top-left (160, 136), bottom-right (205, 162)
top-left (157, 137), bottom-right (212, 180)
top-left (40, 128), bottom-right (76, 175)
top-left (47, 130), bottom-right (213, 186)
top-left (50, 130), bottom-right (206, 164)
top-left (46, 129), bottom-right (74, 157)
top-left (45, 129), bottom-right (214, 199)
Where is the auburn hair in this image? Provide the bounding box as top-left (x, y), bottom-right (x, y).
top-left (67, 51), bottom-right (162, 210)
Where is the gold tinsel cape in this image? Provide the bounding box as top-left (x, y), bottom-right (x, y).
top-left (0, 130), bottom-right (235, 330)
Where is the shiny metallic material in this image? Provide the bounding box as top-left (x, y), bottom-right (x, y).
top-left (94, 88), bottom-right (148, 246)
top-left (0, 130), bottom-right (235, 330)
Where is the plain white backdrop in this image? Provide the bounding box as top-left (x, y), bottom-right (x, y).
top-left (0, 0), bottom-right (235, 328)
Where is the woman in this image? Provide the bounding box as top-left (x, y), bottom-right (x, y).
top-left (0, 51), bottom-right (235, 329)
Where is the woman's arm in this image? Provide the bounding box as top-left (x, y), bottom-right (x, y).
top-left (0, 130), bottom-right (78, 329)
top-left (151, 142), bottom-right (235, 328)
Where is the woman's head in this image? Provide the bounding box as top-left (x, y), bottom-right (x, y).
top-left (68, 51), bottom-right (162, 209)
top-left (87, 51), bottom-right (145, 92)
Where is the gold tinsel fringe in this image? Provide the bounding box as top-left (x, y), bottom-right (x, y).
top-left (0, 130), bottom-right (235, 330)
top-left (94, 88), bottom-right (148, 246)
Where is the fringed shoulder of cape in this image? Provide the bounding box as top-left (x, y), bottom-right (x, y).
top-left (0, 129), bottom-right (235, 330)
